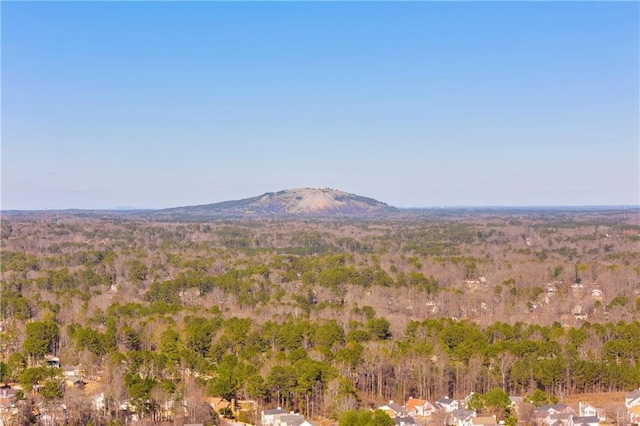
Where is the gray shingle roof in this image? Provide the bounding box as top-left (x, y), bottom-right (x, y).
top-left (263, 408), bottom-right (288, 415)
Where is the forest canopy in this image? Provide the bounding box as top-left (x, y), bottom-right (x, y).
top-left (1, 210), bottom-right (639, 423)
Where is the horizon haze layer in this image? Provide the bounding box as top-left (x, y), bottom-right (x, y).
top-left (2, 187), bottom-right (639, 213)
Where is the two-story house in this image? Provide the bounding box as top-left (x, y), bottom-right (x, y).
top-left (436, 397), bottom-right (460, 413)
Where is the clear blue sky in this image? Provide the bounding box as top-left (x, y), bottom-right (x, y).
top-left (2, 1), bottom-right (638, 209)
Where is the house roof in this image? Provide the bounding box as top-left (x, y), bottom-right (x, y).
top-left (538, 403), bottom-right (569, 413)
top-left (381, 401), bottom-right (405, 414)
top-left (263, 408), bottom-right (288, 415)
top-left (406, 398), bottom-right (428, 411)
top-left (389, 402), bottom-right (405, 413)
top-left (571, 416), bottom-right (598, 423)
top-left (627, 389), bottom-right (640, 399)
top-left (451, 409), bottom-right (475, 420)
top-left (437, 397), bottom-right (456, 405)
top-left (394, 416), bottom-right (416, 425)
top-left (207, 397), bottom-right (232, 411)
top-left (629, 406), bottom-right (640, 414)
top-left (277, 414), bottom-right (305, 426)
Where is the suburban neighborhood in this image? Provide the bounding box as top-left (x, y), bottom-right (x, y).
top-left (2, 355), bottom-right (639, 426)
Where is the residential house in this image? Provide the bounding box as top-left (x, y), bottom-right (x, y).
top-left (572, 305), bottom-right (588, 321)
top-left (578, 402), bottom-right (604, 421)
top-left (436, 397), bottom-right (459, 412)
top-left (405, 398), bottom-right (437, 417)
top-left (472, 416), bottom-right (498, 426)
top-left (548, 413), bottom-right (572, 426)
top-left (262, 408), bottom-right (288, 426)
top-left (591, 289), bottom-right (603, 300)
top-left (44, 355), bottom-right (60, 368)
top-left (275, 413), bottom-right (306, 426)
top-left (394, 416), bottom-right (417, 426)
top-left (569, 416), bottom-right (598, 426)
top-left (578, 403), bottom-right (600, 421)
top-left (534, 404), bottom-right (574, 426)
top-left (537, 404), bottom-right (574, 415)
top-left (207, 397), bottom-right (234, 416)
top-left (626, 389), bottom-right (640, 408)
top-left (450, 409), bottom-right (475, 426)
top-left (61, 366), bottom-right (82, 377)
top-left (379, 401), bottom-right (406, 417)
top-left (64, 375), bottom-right (85, 389)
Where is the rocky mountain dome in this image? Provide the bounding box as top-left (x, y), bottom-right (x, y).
top-left (157, 188), bottom-right (396, 217)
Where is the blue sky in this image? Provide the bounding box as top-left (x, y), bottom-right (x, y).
top-left (2, 1), bottom-right (638, 209)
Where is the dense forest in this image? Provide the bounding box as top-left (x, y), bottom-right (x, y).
top-left (1, 209), bottom-right (639, 425)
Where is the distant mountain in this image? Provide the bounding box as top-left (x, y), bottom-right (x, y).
top-left (156, 188), bottom-right (397, 218)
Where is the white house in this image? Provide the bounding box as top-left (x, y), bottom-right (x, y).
top-left (450, 409), bottom-right (475, 426)
top-left (261, 408), bottom-right (287, 426)
top-left (626, 389), bottom-right (640, 408)
top-left (578, 402), bottom-right (604, 421)
top-left (436, 397), bottom-right (459, 412)
top-left (534, 404), bottom-right (574, 426)
top-left (44, 355), bottom-right (60, 368)
top-left (405, 398), bottom-right (437, 417)
top-left (379, 401), bottom-right (406, 417)
top-left (275, 413), bottom-right (306, 426)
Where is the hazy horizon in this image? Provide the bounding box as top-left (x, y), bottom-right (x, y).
top-left (2, 2), bottom-right (639, 210)
top-left (2, 186), bottom-right (640, 213)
